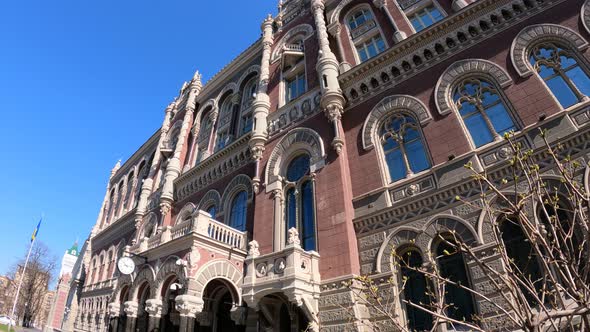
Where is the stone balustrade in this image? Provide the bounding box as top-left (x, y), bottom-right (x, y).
top-left (129, 210), bottom-right (248, 255)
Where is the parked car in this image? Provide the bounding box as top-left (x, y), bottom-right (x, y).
top-left (0, 315), bottom-right (16, 326)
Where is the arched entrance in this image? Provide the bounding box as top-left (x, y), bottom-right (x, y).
top-left (160, 275), bottom-right (182, 332)
top-left (257, 294), bottom-right (309, 332)
top-left (195, 279), bottom-right (244, 332)
top-left (136, 282), bottom-right (151, 332)
top-left (116, 286), bottom-right (129, 332)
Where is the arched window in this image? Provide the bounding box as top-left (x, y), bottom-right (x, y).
top-left (435, 238), bottom-right (476, 324)
top-left (206, 205), bottom-right (217, 219)
top-left (284, 154), bottom-right (316, 251)
top-left (453, 78), bottom-right (516, 147)
top-left (529, 42), bottom-right (590, 108)
top-left (499, 216), bottom-right (543, 305)
top-left (239, 76), bottom-right (258, 135)
top-left (380, 113), bottom-right (430, 182)
top-left (346, 7), bottom-right (386, 63)
top-left (400, 249), bottom-right (433, 331)
top-left (123, 171), bottom-right (134, 211)
top-left (229, 191), bottom-right (247, 231)
top-left (215, 96), bottom-right (235, 152)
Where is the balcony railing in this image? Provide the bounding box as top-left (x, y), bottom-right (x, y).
top-left (283, 43), bottom-right (304, 52)
top-left (130, 210), bottom-right (248, 254)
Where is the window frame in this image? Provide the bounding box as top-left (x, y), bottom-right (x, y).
top-left (283, 59), bottom-right (307, 105)
top-left (228, 190), bottom-right (248, 232)
top-left (529, 42), bottom-right (590, 109)
top-left (376, 111), bottom-right (432, 184)
top-left (451, 76), bottom-right (519, 149)
top-left (344, 4), bottom-right (389, 65)
top-left (282, 153), bottom-right (318, 251)
top-left (405, 1), bottom-right (446, 33)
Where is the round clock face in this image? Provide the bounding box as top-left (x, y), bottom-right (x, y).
top-left (117, 257), bottom-right (135, 275)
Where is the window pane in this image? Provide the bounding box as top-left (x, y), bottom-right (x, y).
top-left (376, 36), bottom-right (386, 53)
top-left (230, 191), bottom-right (247, 231)
top-left (385, 149), bottom-right (406, 182)
top-left (206, 205), bottom-right (216, 219)
top-left (437, 241), bottom-right (476, 324)
top-left (401, 251), bottom-right (433, 331)
top-left (464, 113), bottom-right (494, 147)
top-left (286, 188), bottom-right (297, 233)
top-left (546, 75), bottom-right (578, 108)
top-left (382, 135), bottom-right (398, 151)
top-left (429, 7), bottom-right (443, 21)
top-left (411, 17), bottom-right (424, 32)
top-left (566, 65), bottom-right (590, 96)
top-left (458, 101), bottom-right (477, 117)
top-left (481, 91), bottom-right (500, 107)
top-left (366, 42), bottom-right (377, 58)
top-left (298, 74), bottom-right (306, 97)
top-left (406, 140), bottom-right (430, 174)
top-left (301, 181), bottom-right (316, 251)
top-left (419, 11), bottom-right (434, 27)
top-left (486, 103), bottom-right (515, 135)
top-left (287, 154), bottom-right (310, 182)
top-left (357, 46), bottom-right (368, 62)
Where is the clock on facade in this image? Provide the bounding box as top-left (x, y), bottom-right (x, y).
top-left (117, 257), bottom-right (135, 275)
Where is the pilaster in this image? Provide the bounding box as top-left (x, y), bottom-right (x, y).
top-left (249, 15), bottom-right (274, 193)
top-left (373, 0), bottom-right (407, 42)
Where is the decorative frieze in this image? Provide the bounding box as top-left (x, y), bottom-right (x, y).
top-left (478, 137), bottom-right (529, 168)
top-left (340, 0), bottom-right (564, 108)
top-left (570, 104), bottom-right (590, 127)
top-left (390, 175), bottom-right (435, 202)
top-left (267, 89), bottom-right (322, 137)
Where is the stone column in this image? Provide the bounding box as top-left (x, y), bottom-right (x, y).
top-left (108, 303), bottom-right (120, 332)
top-left (175, 295), bottom-right (203, 332)
top-left (312, 0), bottom-right (346, 154)
top-left (327, 23), bottom-right (352, 73)
top-left (272, 189), bottom-right (284, 251)
top-left (249, 15), bottom-right (274, 193)
top-left (160, 71), bottom-right (202, 218)
top-left (145, 299), bottom-right (163, 332)
top-left (123, 301), bottom-right (138, 332)
top-left (373, 0), bottom-right (406, 42)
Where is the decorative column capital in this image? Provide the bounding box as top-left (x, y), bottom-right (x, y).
top-left (230, 307), bottom-right (248, 326)
top-left (144, 299), bottom-right (164, 318)
top-left (287, 227), bottom-right (301, 247)
top-left (327, 23), bottom-right (341, 37)
top-left (372, 0), bottom-right (386, 8)
top-left (108, 303), bottom-right (120, 317)
top-left (123, 301), bottom-right (138, 318)
top-left (311, 0), bottom-right (325, 11)
top-left (175, 295), bottom-right (203, 317)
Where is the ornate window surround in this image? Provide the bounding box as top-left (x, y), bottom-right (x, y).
top-left (343, 3), bottom-right (389, 65)
top-left (197, 189), bottom-right (222, 216)
top-left (175, 202), bottom-right (196, 225)
top-left (362, 94), bottom-right (433, 185)
top-left (583, 0), bottom-right (590, 35)
top-left (264, 127), bottom-right (326, 251)
top-left (219, 174), bottom-right (253, 222)
top-left (435, 59), bottom-right (518, 149)
top-left (510, 24), bottom-right (589, 78)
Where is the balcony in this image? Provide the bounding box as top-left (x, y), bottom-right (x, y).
top-left (129, 210), bottom-right (248, 254)
top-left (242, 228), bottom-right (321, 327)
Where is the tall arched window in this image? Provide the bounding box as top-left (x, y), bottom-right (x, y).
top-left (229, 191), bottom-right (247, 231)
top-left (239, 76), bottom-right (258, 135)
top-left (284, 154), bottom-right (316, 251)
top-left (380, 113), bottom-right (430, 182)
top-left (400, 249), bottom-right (433, 331)
top-left (435, 238), bottom-right (476, 324)
top-left (453, 78), bottom-right (516, 147)
top-left (500, 216), bottom-right (543, 306)
top-left (530, 43), bottom-right (590, 108)
top-left (216, 96), bottom-right (235, 152)
top-left (346, 7), bottom-right (386, 63)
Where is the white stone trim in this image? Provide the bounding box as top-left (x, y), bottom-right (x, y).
top-left (264, 127), bottom-right (326, 192)
top-left (583, 0), bottom-right (590, 35)
top-left (375, 226), bottom-right (421, 273)
top-left (343, 3), bottom-right (389, 66)
top-left (193, 260), bottom-right (243, 305)
top-left (271, 24), bottom-right (315, 63)
top-left (130, 265), bottom-right (156, 300)
top-left (510, 23), bottom-right (589, 78)
top-left (175, 202), bottom-right (196, 225)
top-left (435, 59), bottom-right (513, 116)
top-left (329, 0), bottom-right (357, 26)
top-left (361, 94), bottom-right (432, 150)
top-left (215, 82), bottom-right (238, 104)
top-left (237, 65), bottom-right (261, 90)
top-left (198, 189), bottom-right (222, 211)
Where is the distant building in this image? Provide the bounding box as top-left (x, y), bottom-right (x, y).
top-left (0, 275), bottom-right (11, 315)
top-left (44, 242), bottom-right (80, 332)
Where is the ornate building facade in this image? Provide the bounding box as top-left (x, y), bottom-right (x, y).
top-left (66, 0), bottom-right (590, 331)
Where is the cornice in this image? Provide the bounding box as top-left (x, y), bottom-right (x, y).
top-left (110, 130), bottom-right (160, 184)
top-left (174, 133), bottom-right (253, 202)
top-left (353, 121), bottom-right (590, 235)
top-left (197, 40), bottom-right (263, 103)
top-left (338, 0), bottom-right (566, 108)
top-left (91, 210), bottom-right (136, 251)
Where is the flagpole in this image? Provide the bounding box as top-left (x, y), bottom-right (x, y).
top-left (8, 235), bottom-right (36, 330)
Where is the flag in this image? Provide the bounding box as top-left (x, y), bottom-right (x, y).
top-left (31, 218), bottom-right (42, 242)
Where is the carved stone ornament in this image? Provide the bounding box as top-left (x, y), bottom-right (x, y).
top-left (174, 295), bottom-right (202, 317)
top-left (123, 301), bottom-right (138, 317)
top-left (287, 227), bottom-right (301, 246)
top-left (144, 299), bottom-right (163, 317)
top-left (248, 240), bottom-right (260, 257)
top-left (256, 263), bottom-right (268, 277)
top-left (107, 303), bottom-right (120, 317)
top-left (497, 146), bottom-right (512, 159)
top-left (406, 184), bottom-right (419, 196)
top-left (274, 258), bottom-right (286, 274)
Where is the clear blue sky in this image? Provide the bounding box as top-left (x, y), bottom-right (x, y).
top-left (0, 0), bottom-right (277, 284)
